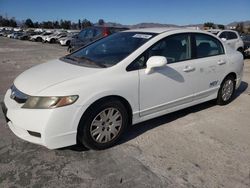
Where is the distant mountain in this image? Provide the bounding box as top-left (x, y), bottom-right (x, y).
top-left (130, 22), bottom-right (179, 29)
top-left (227, 20), bottom-right (250, 27)
top-left (103, 22), bottom-right (179, 29)
top-left (99, 20), bottom-right (250, 29)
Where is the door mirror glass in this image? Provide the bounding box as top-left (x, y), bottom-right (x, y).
top-left (145, 56), bottom-right (167, 74)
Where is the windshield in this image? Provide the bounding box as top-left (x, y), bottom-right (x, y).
top-left (62, 32), bottom-right (156, 68)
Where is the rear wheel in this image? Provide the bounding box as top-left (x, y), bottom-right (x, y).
top-left (66, 40), bottom-right (70, 46)
top-left (36, 37), bottom-right (42, 42)
top-left (237, 48), bottom-right (245, 58)
top-left (50, 38), bottom-right (56, 43)
top-left (77, 99), bottom-right (129, 150)
top-left (217, 75), bottom-right (235, 105)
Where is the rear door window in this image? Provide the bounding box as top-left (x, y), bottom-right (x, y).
top-left (219, 32), bottom-right (227, 39)
top-left (195, 33), bottom-right (224, 58)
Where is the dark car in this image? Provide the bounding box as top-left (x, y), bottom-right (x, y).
top-left (68, 26), bottom-right (128, 53)
top-left (17, 31), bottom-right (37, 40)
top-left (242, 35), bottom-right (250, 58)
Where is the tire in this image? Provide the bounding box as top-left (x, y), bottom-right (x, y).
top-left (50, 38), bottom-right (56, 43)
top-left (67, 46), bottom-right (72, 53)
top-left (77, 99), bottom-right (129, 150)
top-left (66, 40), bottom-right (70, 46)
top-left (237, 48), bottom-right (245, 58)
top-left (36, 37), bottom-right (42, 42)
top-left (216, 75), bottom-right (235, 105)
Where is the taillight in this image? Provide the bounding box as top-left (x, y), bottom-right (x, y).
top-left (103, 27), bottom-right (110, 37)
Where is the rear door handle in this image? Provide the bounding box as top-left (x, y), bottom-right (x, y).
top-left (183, 66), bottom-right (195, 72)
top-left (217, 60), bottom-right (226, 65)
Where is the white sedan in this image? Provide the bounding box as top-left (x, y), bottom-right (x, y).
top-left (2, 28), bottom-right (244, 150)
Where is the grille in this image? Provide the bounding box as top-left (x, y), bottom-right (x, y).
top-left (10, 85), bottom-right (29, 104)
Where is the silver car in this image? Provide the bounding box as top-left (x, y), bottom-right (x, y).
top-left (59, 32), bottom-right (79, 46)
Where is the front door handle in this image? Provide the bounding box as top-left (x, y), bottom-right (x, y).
top-left (217, 60), bottom-right (226, 65)
top-left (183, 66), bottom-right (195, 72)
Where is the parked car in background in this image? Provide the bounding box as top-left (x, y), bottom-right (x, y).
top-left (13, 32), bottom-right (23, 39)
top-left (7, 32), bottom-right (15, 38)
top-left (59, 32), bottom-right (79, 46)
top-left (43, 32), bottom-right (68, 43)
top-left (208, 29), bottom-right (244, 55)
top-left (68, 26), bottom-right (128, 52)
top-left (206, 29), bottom-right (221, 35)
top-left (1, 28), bottom-right (244, 150)
top-left (30, 32), bottom-right (53, 42)
top-left (17, 31), bottom-right (37, 40)
top-left (0, 29), bottom-right (4, 36)
top-left (2, 30), bottom-right (13, 37)
top-left (241, 35), bottom-right (250, 58)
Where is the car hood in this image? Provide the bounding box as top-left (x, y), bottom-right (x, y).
top-left (14, 59), bottom-right (102, 95)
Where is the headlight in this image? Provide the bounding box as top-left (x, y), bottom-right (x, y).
top-left (22, 95), bottom-right (78, 109)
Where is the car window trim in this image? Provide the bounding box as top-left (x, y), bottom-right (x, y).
top-left (192, 33), bottom-right (225, 60)
top-left (126, 33), bottom-right (193, 72)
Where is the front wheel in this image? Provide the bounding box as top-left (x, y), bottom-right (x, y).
top-left (77, 100), bottom-right (129, 150)
top-left (216, 75), bottom-right (235, 105)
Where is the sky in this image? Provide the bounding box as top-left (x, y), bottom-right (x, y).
top-left (0, 0), bottom-right (249, 25)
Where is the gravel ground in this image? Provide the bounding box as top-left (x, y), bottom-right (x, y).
top-left (0, 37), bottom-right (250, 188)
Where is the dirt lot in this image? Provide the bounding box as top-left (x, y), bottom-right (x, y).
top-left (0, 37), bottom-right (250, 188)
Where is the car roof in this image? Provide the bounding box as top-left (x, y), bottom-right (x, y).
top-left (207, 29), bottom-right (222, 32)
top-left (123, 27), bottom-right (182, 34)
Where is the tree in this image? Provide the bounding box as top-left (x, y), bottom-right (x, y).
top-left (33, 22), bottom-right (39, 28)
top-left (248, 27), bottom-right (250, 34)
top-left (217, 24), bottom-right (225, 30)
top-left (53, 21), bottom-right (60, 29)
top-left (204, 22), bottom-right (215, 29)
top-left (82, 19), bottom-right (92, 28)
top-left (78, 19), bottom-right (81, 30)
top-left (25, 18), bottom-right (34, 28)
top-left (98, 19), bottom-right (104, 25)
top-left (235, 22), bottom-right (244, 34)
top-left (9, 18), bottom-right (17, 27)
top-left (60, 20), bottom-right (71, 29)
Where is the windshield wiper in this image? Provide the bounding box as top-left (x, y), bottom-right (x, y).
top-left (64, 56), bottom-right (78, 62)
top-left (63, 55), bottom-right (106, 68)
top-left (78, 56), bottom-right (107, 68)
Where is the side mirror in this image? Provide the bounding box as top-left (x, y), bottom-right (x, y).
top-left (221, 38), bottom-right (227, 41)
top-left (145, 56), bottom-right (167, 74)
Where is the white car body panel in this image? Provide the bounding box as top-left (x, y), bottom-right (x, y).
top-left (3, 28), bottom-right (244, 149)
top-left (218, 30), bottom-right (244, 51)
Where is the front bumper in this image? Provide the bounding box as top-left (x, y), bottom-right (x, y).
top-left (3, 89), bottom-right (82, 149)
top-left (59, 40), bottom-right (67, 46)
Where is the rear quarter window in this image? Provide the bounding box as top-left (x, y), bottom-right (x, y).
top-left (227, 32), bottom-right (238, 40)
